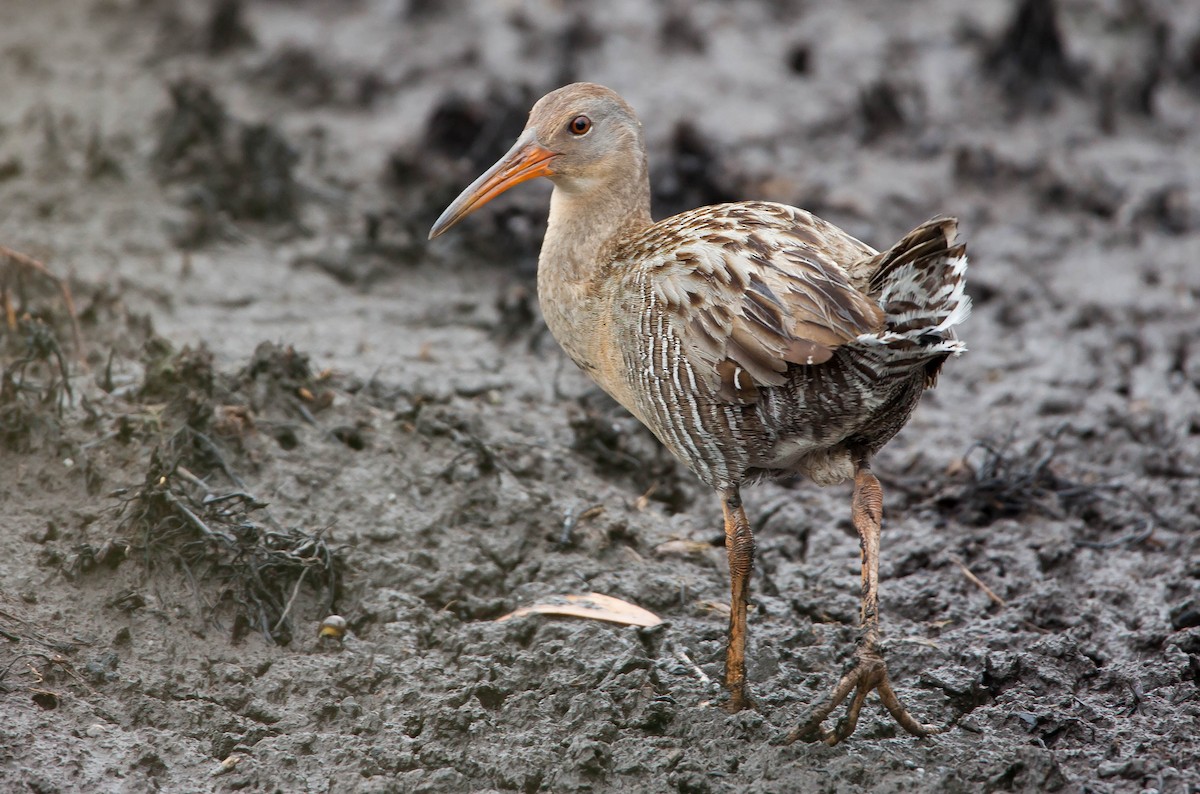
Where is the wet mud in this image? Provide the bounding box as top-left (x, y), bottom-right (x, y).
top-left (1, 1), bottom-right (1198, 791)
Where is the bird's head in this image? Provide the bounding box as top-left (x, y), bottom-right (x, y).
top-left (428, 82), bottom-right (644, 240)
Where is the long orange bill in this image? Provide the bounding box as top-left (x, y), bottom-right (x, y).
top-left (428, 130), bottom-right (557, 240)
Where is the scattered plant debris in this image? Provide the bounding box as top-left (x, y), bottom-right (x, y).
top-left (71, 340), bottom-right (344, 645)
top-left (1, 316), bottom-right (72, 452)
top-left (0, 595), bottom-right (83, 702)
top-left (937, 434), bottom-right (1099, 526)
top-left (107, 429), bottom-right (341, 645)
top-left (1, 246), bottom-right (82, 357)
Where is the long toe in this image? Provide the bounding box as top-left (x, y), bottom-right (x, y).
top-left (787, 656), bottom-right (941, 745)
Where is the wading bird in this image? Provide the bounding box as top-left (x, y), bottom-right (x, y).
top-left (429, 83), bottom-right (969, 743)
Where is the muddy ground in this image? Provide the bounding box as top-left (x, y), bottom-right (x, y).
top-left (2, 0), bottom-right (1199, 791)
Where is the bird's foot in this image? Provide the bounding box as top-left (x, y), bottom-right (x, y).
top-left (786, 645), bottom-right (939, 745)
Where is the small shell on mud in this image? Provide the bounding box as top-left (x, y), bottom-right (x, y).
top-left (212, 755), bottom-right (243, 776)
top-left (318, 614), bottom-right (347, 640)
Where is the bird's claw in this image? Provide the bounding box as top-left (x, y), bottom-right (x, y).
top-left (786, 649), bottom-right (940, 745)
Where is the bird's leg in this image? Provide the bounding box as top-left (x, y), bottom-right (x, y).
top-left (721, 488), bottom-right (755, 712)
top-left (788, 460), bottom-right (938, 745)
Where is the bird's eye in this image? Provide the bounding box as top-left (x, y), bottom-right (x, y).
top-left (568, 115), bottom-right (592, 135)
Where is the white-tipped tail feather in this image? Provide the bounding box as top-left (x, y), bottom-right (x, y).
top-left (853, 218), bottom-right (971, 356)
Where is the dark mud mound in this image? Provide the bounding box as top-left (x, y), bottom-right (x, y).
top-left (253, 43), bottom-right (388, 109)
top-left (984, 0), bottom-right (1080, 106)
top-left (652, 121), bottom-right (743, 222)
top-left (205, 0), bottom-right (255, 55)
top-left (154, 79), bottom-right (301, 246)
top-left (388, 84), bottom-right (545, 267)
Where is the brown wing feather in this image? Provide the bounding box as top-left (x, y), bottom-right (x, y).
top-left (625, 202), bottom-right (885, 404)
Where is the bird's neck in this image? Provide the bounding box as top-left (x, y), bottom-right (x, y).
top-left (536, 165), bottom-right (653, 372)
top-left (540, 171), bottom-right (653, 284)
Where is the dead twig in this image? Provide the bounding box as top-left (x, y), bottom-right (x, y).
top-left (559, 503), bottom-right (604, 544)
top-left (949, 554), bottom-right (1008, 608)
top-left (272, 566), bottom-right (309, 634)
top-left (174, 465), bottom-right (213, 493)
top-left (670, 641), bottom-right (711, 687)
top-left (1074, 520), bottom-right (1157, 550)
top-left (161, 489), bottom-right (235, 544)
top-left (191, 430), bottom-right (248, 491)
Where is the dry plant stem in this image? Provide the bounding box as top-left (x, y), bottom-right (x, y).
top-left (162, 489), bottom-right (235, 544)
top-left (788, 461), bottom-right (940, 744)
top-left (721, 488), bottom-right (755, 711)
top-left (175, 465), bottom-right (213, 493)
top-left (272, 567), bottom-right (310, 633)
top-left (0, 246), bottom-right (83, 357)
top-left (950, 554), bottom-right (1008, 608)
top-left (191, 430), bottom-right (249, 490)
top-left (671, 642), bottom-right (712, 687)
